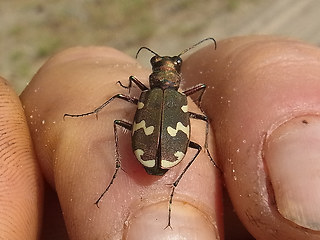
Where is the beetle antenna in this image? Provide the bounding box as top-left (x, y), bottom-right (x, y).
top-left (135, 47), bottom-right (160, 59)
top-left (178, 37), bottom-right (217, 57)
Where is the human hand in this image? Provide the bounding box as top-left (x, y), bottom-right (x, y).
top-left (183, 36), bottom-right (320, 239)
top-left (0, 77), bottom-right (42, 239)
top-left (2, 36), bottom-right (320, 239)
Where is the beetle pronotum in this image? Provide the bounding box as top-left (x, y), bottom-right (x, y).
top-left (64, 38), bottom-right (218, 228)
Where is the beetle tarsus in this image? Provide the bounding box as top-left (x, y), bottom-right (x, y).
top-left (117, 76), bottom-right (149, 94)
top-left (206, 149), bottom-right (222, 173)
top-left (64, 94), bottom-right (139, 119)
top-left (165, 141), bottom-right (202, 228)
top-left (95, 166), bottom-right (121, 206)
top-left (164, 221), bottom-right (173, 230)
top-left (117, 80), bottom-right (131, 89)
top-left (94, 120), bottom-right (132, 206)
top-left (94, 201), bottom-right (100, 208)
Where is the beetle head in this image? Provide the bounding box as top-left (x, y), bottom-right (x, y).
top-left (149, 55), bottom-right (183, 90)
top-left (135, 38), bottom-right (216, 90)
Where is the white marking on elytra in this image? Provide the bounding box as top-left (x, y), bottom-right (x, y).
top-left (174, 151), bottom-right (185, 161)
top-left (181, 104), bottom-right (188, 113)
top-left (161, 151), bottom-right (185, 168)
top-left (133, 120), bottom-right (154, 135)
top-left (134, 149), bottom-right (155, 167)
top-left (167, 122), bottom-right (190, 138)
top-left (137, 102), bottom-right (144, 109)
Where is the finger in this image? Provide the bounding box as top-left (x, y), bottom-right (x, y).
top-left (41, 183), bottom-right (68, 239)
top-left (0, 77), bottom-right (42, 239)
top-left (20, 47), bottom-right (222, 239)
top-left (183, 36), bottom-right (320, 239)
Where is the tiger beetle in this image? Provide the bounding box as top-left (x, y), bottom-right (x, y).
top-left (64, 37), bottom-right (218, 229)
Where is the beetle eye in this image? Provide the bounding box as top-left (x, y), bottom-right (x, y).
top-left (174, 57), bottom-right (182, 66)
top-left (150, 55), bottom-right (161, 64)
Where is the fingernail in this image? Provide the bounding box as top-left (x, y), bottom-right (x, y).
top-left (124, 201), bottom-right (219, 240)
top-left (265, 116), bottom-right (320, 230)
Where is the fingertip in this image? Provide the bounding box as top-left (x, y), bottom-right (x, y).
top-left (0, 77), bottom-right (43, 239)
top-left (125, 201), bottom-right (220, 240)
top-left (184, 36), bottom-right (320, 239)
top-left (265, 116), bottom-right (320, 231)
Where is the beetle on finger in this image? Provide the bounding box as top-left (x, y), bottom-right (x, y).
top-left (64, 38), bottom-right (218, 229)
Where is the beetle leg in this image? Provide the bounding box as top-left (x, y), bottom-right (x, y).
top-left (64, 94), bottom-right (138, 119)
top-left (165, 141), bottom-right (201, 229)
top-left (189, 112), bottom-right (221, 171)
top-left (117, 76), bottom-right (149, 93)
top-left (182, 83), bottom-right (206, 107)
top-left (189, 112), bottom-right (209, 149)
top-left (95, 120), bottom-right (132, 207)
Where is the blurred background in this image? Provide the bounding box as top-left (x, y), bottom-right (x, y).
top-left (1, 0), bottom-right (320, 94)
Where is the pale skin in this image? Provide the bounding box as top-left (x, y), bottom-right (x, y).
top-left (1, 36), bottom-right (320, 239)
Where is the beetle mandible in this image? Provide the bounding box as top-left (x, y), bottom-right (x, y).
top-left (64, 38), bottom-right (218, 228)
